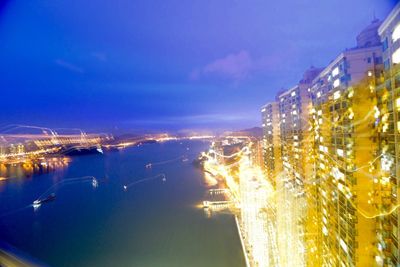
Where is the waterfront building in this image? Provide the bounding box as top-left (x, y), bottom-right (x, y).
top-left (310, 18), bottom-right (390, 266)
top-left (9, 143), bottom-right (25, 156)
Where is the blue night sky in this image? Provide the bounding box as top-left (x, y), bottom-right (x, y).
top-left (0, 0), bottom-right (397, 132)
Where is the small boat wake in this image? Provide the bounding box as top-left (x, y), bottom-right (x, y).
top-left (123, 173), bottom-right (166, 191)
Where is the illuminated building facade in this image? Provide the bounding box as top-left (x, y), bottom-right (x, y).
top-left (253, 5), bottom-right (400, 267)
top-left (275, 67), bottom-right (321, 267)
top-left (309, 18), bottom-right (397, 266)
top-left (377, 3), bottom-right (400, 265)
top-left (261, 102), bottom-right (281, 188)
top-left (9, 143), bottom-right (25, 155)
top-left (238, 150), bottom-right (278, 267)
top-left (239, 169), bottom-right (269, 267)
top-left (250, 140), bottom-right (264, 169)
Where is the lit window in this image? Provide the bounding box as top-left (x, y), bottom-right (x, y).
top-left (340, 238), bottom-right (348, 253)
top-left (333, 91), bottom-right (341, 100)
top-left (332, 67), bottom-right (339, 77)
top-left (393, 23), bottom-right (400, 42)
top-left (348, 88), bottom-right (354, 98)
top-left (337, 149), bottom-right (344, 157)
top-left (291, 91), bottom-right (296, 97)
top-left (374, 106), bottom-right (380, 119)
top-left (383, 123), bottom-right (389, 132)
top-left (367, 71), bottom-right (372, 77)
top-left (396, 97), bottom-right (400, 110)
top-left (332, 167), bottom-right (344, 180)
top-left (392, 48), bottom-right (400, 64)
top-left (381, 154), bottom-right (393, 172)
top-left (375, 256), bottom-right (384, 265)
top-left (333, 79), bottom-right (340, 88)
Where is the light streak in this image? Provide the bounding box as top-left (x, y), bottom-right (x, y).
top-left (123, 173), bottom-right (166, 190)
top-left (0, 176), bottom-right (98, 216)
top-left (35, 176), bottom-right (97, 201)
top-left (146, 155), bottom-right (186, 167)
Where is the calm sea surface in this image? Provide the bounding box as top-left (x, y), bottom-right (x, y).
top-left (0, 140), bottom-right (245, 267)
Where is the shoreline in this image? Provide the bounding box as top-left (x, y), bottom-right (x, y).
top-left (235, 215), bottom-right (251, 267)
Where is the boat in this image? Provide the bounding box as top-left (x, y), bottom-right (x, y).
top-left (96, 147), bottom-right (104, 154)
top-left (32, 193), bottom-right (56, 208)
top-left (146, 163), bottom-right (152, 168)
top-left (92, 178), bottom-right (98, 188)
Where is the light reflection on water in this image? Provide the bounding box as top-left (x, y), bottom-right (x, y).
top-left (0, 157), bottom-right (70, 180)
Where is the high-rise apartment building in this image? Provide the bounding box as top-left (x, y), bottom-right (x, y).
top-left (261, 102), bottom-right (281, 188)
top-left (259, 5), bottom-right (400, 267)
top-left (377, 3), bottom-right (400, 265)
top-left (274, 67), bottom-right (321, 267)
top-left (310, 19), bottom-right (389, 266)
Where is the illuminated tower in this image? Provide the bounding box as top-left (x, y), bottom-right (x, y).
top-left (261, 102), bottom-right (282, 188)
top-left (276, 67), bottom-right (321, 267)
top-left (377, 3), bottom-right (400, 265)
top-left (310, 18), bottom-right (386, 266)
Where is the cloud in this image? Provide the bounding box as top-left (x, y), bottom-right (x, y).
top-left (189, 50), bottom-right (290, 83)
top-left (203, 50), bottom-right (252, 80)
top-left (55, 59), bottom-right (84, 73)
top-left (190, 50), bottom-right (252, 82)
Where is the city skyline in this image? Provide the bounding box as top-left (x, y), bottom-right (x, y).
top-left (0, 0), bottom-right (396, 132)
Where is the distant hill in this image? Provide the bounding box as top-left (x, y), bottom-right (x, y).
top-left (221, 127), bottom-right (262, 139)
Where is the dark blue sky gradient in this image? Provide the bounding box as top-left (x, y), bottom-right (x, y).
top-left (0, 0), bottom-right (396, 132)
